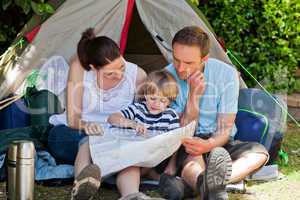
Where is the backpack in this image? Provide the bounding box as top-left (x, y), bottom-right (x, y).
top-left (235, 88), bottom-right (287, 164)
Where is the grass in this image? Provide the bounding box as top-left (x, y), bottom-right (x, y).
top-left (0, 123), bottom-right (299, 200)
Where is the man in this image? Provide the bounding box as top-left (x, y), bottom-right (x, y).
top-left (159, 26), bottom-right (269, 200)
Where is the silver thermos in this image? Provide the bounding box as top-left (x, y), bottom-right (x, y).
top-left (7, 141), bottom-right (35, 200)
top-left (7, 142), bottom-right (18, 200)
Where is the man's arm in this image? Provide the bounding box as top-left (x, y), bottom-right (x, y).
top-left (180, 71), bottom-right (205, 127)
top-left (179, 93), bottom-right (200, 126)
top-left (207, 113), bottom-right (236, 148)
top-left (182, 113), bottom-right (236, 155)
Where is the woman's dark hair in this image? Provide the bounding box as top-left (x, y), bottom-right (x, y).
top-left (77, 28), bottom-right (121, 71)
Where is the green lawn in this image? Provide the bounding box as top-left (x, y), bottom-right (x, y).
top-left (0, 123), bottom-right (299, 200)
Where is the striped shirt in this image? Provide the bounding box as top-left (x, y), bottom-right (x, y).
top-left (120, 102), bottom-right (180, 132)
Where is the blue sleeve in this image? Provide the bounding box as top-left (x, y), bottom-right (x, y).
top-left (170, 100), bottom-right (184, 114)
top-left (217, 70), bottom-right (240, 113)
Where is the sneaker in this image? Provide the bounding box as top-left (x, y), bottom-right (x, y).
top-left (198, 147), bottom-right (232, 200)
top-left (158, 173), bottom-right (194, 200)
top-left (71, 164), bottom-right (101, 200)
top-left (119, 192), bottom-right (165, 200)
top-left (226, 180), bottom-right (246, 193)
top-left (246, 164), bottom-right (279, 181)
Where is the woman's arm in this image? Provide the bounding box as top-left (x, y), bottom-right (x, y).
top-left (66, 55), bottom-right (86, 129)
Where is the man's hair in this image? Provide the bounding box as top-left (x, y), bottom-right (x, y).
top-left (136, 70), bottom-right (178, 102)
top-left (172, 26), bottom-right (210, 58)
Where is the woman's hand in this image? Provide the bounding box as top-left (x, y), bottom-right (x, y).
top-left (83, 122), bottom-right (104, 136)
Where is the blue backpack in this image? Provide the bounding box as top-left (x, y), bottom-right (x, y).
top-left (234, 88), bottom-right (287, 164)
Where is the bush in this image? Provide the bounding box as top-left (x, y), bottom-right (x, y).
top-left (198, 0), bottom-right (300, 93)
top-left (0, 0), bottom-right (54, 54)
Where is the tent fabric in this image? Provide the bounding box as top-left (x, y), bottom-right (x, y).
top-left (135, 0), bottom-right (231, 64)
top-left (120, 0), bottom-right (136, 54)
top-left (1, 0), bottom-right (246, 100)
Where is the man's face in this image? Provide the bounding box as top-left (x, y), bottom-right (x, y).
top-left (172, 43), bottom-right (203, 80)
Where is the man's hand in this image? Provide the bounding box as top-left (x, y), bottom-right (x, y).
top-left (84, 122), bottom-right (104, 136)
top-left (187, 71), bottom-right (205, 97)
top-left (182, 137), bottom-right (212, 156)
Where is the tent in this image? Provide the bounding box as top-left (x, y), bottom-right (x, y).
top-left (0, 0), bottom-right (247, 101)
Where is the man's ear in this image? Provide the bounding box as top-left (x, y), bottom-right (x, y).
top-left (202, 54), bottom-right (209, 62)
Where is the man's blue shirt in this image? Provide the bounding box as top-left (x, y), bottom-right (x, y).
top-left (166, 58), bottom-right (239, 137)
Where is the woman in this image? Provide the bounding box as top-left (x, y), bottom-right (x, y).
top-left (47, 28), bottom-right (154, 200)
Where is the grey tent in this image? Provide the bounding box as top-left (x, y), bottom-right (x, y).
top-left (0, 0), bottom-right (246, 100)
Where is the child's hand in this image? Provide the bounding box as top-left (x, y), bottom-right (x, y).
top-left (84, 122), bottom-right (104, 136)
top-left (135, 123), bottom-right (148, 136)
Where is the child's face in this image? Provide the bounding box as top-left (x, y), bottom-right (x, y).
top-left (145, 93), bottom-right (170, 115)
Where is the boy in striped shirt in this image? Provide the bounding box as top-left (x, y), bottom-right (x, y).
top-left (108, 70), bottom-right (180, 136)
top-left (107, 70), bottom-right (181, 180)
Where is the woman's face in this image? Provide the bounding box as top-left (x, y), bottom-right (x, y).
top-left (95, 56), bottom-right (126, 82)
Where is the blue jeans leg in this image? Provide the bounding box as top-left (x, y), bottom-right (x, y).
top-left (47, 125), bottom-right (86, 164)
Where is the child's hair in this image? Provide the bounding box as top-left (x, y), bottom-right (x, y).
top-left (136, 70), bottom-right (178, 102)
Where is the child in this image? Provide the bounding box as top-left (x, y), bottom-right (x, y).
top-left (108, 70), bottom-right (180, 136)
top-left (107, 70), bottom-right (180, 178)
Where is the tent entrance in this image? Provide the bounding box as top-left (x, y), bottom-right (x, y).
top-left (124, 5), bottom-right (168, 73)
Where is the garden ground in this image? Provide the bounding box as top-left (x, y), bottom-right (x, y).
top-left (0, 123), bottom-right (299, 200)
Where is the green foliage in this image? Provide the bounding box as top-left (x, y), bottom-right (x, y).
top-left (0, 0), bottom-right (54, 54)
top-left (2, 0), bottom-right (54, 15)
top-left (199, 0), bottom-right (300, 93)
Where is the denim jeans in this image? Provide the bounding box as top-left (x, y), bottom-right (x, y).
top-left (48, 125), bottom-right (87, 164)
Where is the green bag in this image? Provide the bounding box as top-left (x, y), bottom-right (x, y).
top-left (0, 88), bottom-right (64, 153)
top-left (25, 87), bottom-right (64, 126)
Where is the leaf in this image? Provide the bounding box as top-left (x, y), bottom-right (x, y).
top-left (31, 1), bottom-right (44, 15)
top-left (22, 0), bottom-right (31, 14)
top-left (43, 3), bottom-right (55, 14)
top-left (14, 0), bottom-right (31, 14)
top-left (0, 32), bottom-right (7, 42)
top-left (14, 0), bottom-right (22, 7)
top-left (2, 0), bottom-right (12, 10)
top-left (190, 0), bottom-right (199, 6)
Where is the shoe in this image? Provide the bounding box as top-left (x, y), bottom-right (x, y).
top-left (198, 147), bottom-right (232, 200)
top-left (119, 192), bottom-right (165, 200)
top-left (226, 180), bottom-right (246, 193)
top-left (158, 173), bottom-right (194, 200)
top-left (71, 164), bottom-right (101, 200)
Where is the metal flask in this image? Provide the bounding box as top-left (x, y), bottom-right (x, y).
top-left (7, 142), bottom-right (19, 200)
top-left (16, 141), bottom-right (35, 200)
